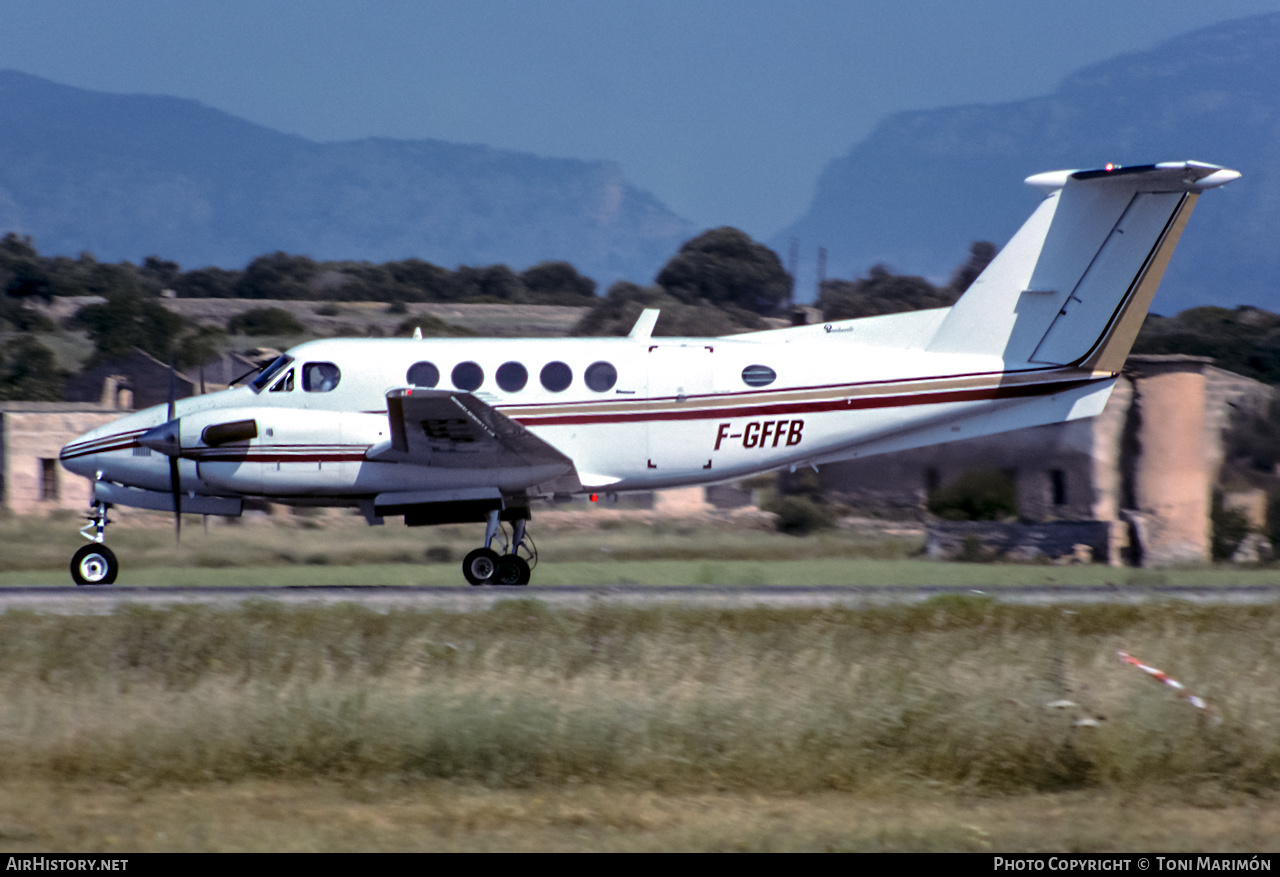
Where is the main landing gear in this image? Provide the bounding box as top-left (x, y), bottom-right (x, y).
top-left (71, 501), bottom-right (118, 586)
top-left (463, 510), bottom-right (535, 586)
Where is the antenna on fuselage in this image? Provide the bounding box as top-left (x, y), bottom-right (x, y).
top-left (628, 309), bottom-right (660, 341)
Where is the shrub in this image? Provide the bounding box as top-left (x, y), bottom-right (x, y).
top-left (1211, 502), bottom-right (1253, 561)
top-left (765, 495), bottom-right (834, 536)
top-left (228, 307), bottom-right (306, 336)
top-left (927, 469), bottom-right (1018, 521)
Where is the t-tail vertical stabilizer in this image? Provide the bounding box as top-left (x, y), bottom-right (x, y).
top-left (926, 161), bottom-right (1240, 372)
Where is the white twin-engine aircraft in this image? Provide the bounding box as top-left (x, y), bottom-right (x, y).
top-left (60, 161), bottom-right (1240, 586)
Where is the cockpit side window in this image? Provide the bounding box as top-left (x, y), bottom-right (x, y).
top-left (269, 369), bottom-right (294, 392)
top-left (250, 355), bottom-right (294, 393)
top-left (302, 362), bottom-right (341, 392)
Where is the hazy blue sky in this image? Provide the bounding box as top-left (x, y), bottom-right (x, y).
top-left (4, 1), bottom-right (1279, 240)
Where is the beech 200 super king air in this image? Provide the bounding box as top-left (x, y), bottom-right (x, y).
top-left (60, 161), bottom-right (1240, 586)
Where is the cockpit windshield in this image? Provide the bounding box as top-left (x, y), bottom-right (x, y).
top-left (249, 355), bottom-right (294, 393)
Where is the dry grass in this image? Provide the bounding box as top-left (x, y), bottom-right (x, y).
top-left (2, 781), bottom-right (1278, 852)
top-left (0, 601), bottom-right (1277, 793)
top-left (1, 600), bottom-right (1279, 850)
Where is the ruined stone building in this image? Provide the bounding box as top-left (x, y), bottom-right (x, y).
top-left (820, 355), bottom-right (1273, 566)
top-left (63, 349), bottom-right (258, 411)
top-left (2, 348), bottom-right (259, 516)
top-left (0, 402), bottom-right (121, 515)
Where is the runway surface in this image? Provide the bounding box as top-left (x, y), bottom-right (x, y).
top-left (1, 584), bottom-right (1279, 614)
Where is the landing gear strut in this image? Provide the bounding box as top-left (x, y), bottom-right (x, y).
top-left (71, 501), bottom-right (118, 586)
top-left (462, 510), bottom-right (534, 586)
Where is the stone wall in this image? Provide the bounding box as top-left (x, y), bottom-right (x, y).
top-left (821, 355), bottom-right (1273, 567)
top-left (0, 405), bottom-right (119, 514)
top-left (925, 520), bottom-right (1117, 563)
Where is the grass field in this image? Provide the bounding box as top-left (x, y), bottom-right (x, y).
top-left (7, 510), bottom-right (1280, 587)
top-left (0, 599), bottom-right (1278, 850)
top-left (3, 781), bottom-right (1277, 852)
top-left (4, 513), bottom-right (1280, 850)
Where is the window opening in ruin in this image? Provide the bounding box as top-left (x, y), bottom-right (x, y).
top-left (1051, 469), bottom-right (1067, 506)
top-left (40, 458), bottom-right (58, 501)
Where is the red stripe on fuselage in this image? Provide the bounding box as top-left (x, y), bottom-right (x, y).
top-left (60, 374), bottom-right (1105, 462)
top-left (510, 377), bottom-right (1100, 427)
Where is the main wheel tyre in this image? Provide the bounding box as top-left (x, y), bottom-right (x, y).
top-left (493, 555), bottom-right (531, 586)
top-left (462, 548), bottom-right (500, 585)
top-left (71, 544), bottom-right (118, 586)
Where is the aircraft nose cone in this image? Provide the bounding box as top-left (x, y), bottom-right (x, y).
top-left (59, 408), bottom-right (166, 479)
top-left (60, 427), bottom-right (107, 479)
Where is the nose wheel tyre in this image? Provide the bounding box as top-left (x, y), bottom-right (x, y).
top-left (493, 555), bottom-right (531, 586)
top-left (71, 544), bottom-right (119, 586)
top-left (462, 548), bottom-right (500, 585)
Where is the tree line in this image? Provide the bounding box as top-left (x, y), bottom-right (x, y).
top-left (12, 223), bottom-right (1267, 404)
top-left (0, 233), bottom-right (600, 306)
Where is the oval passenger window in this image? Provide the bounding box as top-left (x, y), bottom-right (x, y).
top-left (741, 364), bottom-right (777, 387)
top-left (496, 362), bottom-right (528, 392)
top-left (540, 361), bottom-right (573, 393)
top-left (407, 361), bottom-right (440, 387)
top-left (584, 361), bottom-right (617, 392)
top-left (302, 362), bottom-right (341, 392)
top-left (452, 361), bottom-right (484, 392)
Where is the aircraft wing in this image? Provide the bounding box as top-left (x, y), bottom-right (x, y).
top-left (367, 389), bottom-right (581, 490)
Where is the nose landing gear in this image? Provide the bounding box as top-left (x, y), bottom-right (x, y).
top-left (71, 502), bottom-right (118, 586)
top-left (462, 511), bottom-right (534, 586)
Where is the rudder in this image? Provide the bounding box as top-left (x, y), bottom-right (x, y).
top-left (926, 161), bottom-right (1239, 371)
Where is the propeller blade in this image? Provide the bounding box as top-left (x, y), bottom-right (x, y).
top-left (167, 354), bottom-right (177, 422)
top-left (167, 353), bottom-right (180, 543)
top-left (170, 456), bottom-right (182, 543)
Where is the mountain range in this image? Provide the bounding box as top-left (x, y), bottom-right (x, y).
top-left (0, 70), bottom-right (693, 288)
top-left (773, 12), bottom-right (1280, 315)
top-left (3, 12), bottom-right (1280, 314)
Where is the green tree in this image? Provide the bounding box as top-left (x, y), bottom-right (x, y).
top-left (235, 252), bottom-right (318, 299)
top-left (172, 266), bottom-right (242, 298)
top-left (385, 259), bottom-right (461, 302)
top-left (0, 336), bottom-right (66, 401)
top-left (572, 281), bottom-right (764, 337)
top-left (0, 295), bottom-right (55, 332)
top-left (140, 256), bottom-right (182, 288)
top-left (227, 307), bottom-right (306, 336)
top-left (455, 265), bottom-right (525, 302)
top-left (0, 233), bottom-right (53, 300)
top-left (178, 324), bottom-right (227, 367)
top-left (73, 292), bottom-right (192, 365)
top-left (519, 261), bottom-right (597, 303)
top-left (819, 265), bottom-right (958, 322)
top-left (656, 227), bottom-right (791, 315)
